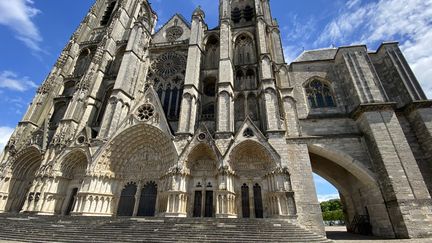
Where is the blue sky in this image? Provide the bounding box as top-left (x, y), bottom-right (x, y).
top-left (1, 0), bottom-right (431, 202)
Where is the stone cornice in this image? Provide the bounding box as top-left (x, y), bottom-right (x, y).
top-left (350, 102), bottom-right (397, 120)
top-left (400, 100), bottom-right (432, 115)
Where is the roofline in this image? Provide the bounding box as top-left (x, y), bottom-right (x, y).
top-left (290, 41), bottom-right (400, 65)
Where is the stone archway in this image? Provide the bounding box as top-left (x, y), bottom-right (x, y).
top-left (59, 150), bottom-right (88, 215)
top-left (75, 123), bottom-right (178, 217)
top-left (0, 147), bottom-right (42, 213)
top-left (229, 140), bottom-right (282, 218)
top-left (186, 143), bottom-right (218, 218)
top-left (308, 144), bottom-right (395, 238)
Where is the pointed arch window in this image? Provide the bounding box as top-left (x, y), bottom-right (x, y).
top-left (231, 8), bottom-right (241, 23)
top-left (243, 5), bottom-right (254, 22)
top-left (234, 34), bottom-right (256, 66)
top-left (305, 79), bottom-right (336, 108)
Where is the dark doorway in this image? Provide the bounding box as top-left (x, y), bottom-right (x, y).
top-left (117, 183), bottom-right (137, 216)
top-left (65, 188), bottom-right (78, 215)
top-left (137, 181), bottom-right (157, 217)
top-left (204, 190), bottom-right (213, 217)
top-left (241, 184), bottom-right (250, 218)
top-left (193, 191), bottom-right (202, 217)
top-left (253, 183), bottom-right (263, 218)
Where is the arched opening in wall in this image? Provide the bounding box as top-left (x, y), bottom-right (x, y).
top-left (204, 35), bottom-right (220, 70)
top-left (234, 94), bottom-right (245, 125)
top-left (137, 181), bottom-right (158, 216)
top-left (231, 7), bottom-right (241, 24)
top-left (73, 48), bottom-right (93, 77)
top-left (100, 0), bottom-right (117, 26)
top-left (62, 80), bottom-right (76, 97)
top-left (48, 101), bottom-right (69, 143)
top-left (59, 151), bottom-right (88, 215)
top-left (186, 144), bottom-right (218, 218)
top-left (201, 77), bottom-right (216, 121)
top-left (93, 86), bottom-right (113, 132)
top-left (229, 141), bottom-right (277, 218)
top-left (235, 69), bottom-right (244, 91)
top-left (305, 79), bottom-right (336, 109)
top-left (6, 147), bottom-right (42, 213)
top-left (243, 5), bottom-right (255, 22)
top-left (104, 124), bottom-right (177, 216)
top-left (247, 94), bottom-right (259, 122)
top-left (245, 69), bottom-right (257, 90)
top-left (308, 145), bottom-right (395, 238)
top-left (234, 34), bottom-right (256, 66)
top-left (109, 45), bottom-right (126, 76)
top-left (117, 182), bottom-right (137, 216)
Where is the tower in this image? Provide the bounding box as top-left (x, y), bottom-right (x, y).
top-left (1, 0), bottom-right (432, 240)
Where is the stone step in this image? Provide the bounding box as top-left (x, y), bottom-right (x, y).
top-left (0, 214), bottom-right (332, 243)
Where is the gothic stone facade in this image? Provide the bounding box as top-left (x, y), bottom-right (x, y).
top-left (0, 0), bottom-right (432, 239)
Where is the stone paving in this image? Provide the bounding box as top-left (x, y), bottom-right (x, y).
top-left (326, 227), bottom-right (432, 242)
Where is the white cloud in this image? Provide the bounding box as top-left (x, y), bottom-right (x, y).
top-left (0, 126), bottom-right (14, 151)
top-left (316, 0), bottom-right (432, 98)
top-left (0, 0), bottom-right (42, 51)
top-left (0, 70), bottom-right (38, 92)
top-left (318, 194), bottom-right (340, 203)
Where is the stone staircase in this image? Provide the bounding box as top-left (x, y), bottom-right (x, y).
top-left (0, 214), bottom-right (332, 242)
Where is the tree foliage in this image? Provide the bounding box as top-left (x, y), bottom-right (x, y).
top-left (320, 199), bottom-right (345, 222)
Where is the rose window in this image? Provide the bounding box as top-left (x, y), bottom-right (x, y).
top-left (166, 26), bottom-right (184, 42)
top-left (151, 52), bottom-right (186, 79)
top-left (136, 104), bottom-right (155, 121)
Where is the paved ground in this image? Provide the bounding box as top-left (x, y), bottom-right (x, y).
top-left (326, 227), bottom-right (432, 242)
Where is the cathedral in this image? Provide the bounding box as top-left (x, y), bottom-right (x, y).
top-left (0, 0), bottom-right (432, 239)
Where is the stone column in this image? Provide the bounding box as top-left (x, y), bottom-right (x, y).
top-left (215, 166), bottom-right (236, 218)
top-left (216, 0), bottom-right (235, 136)
top-left (178, 7), bottom-right (206, 135)
top-left (162, 169), bottom-right (188, 217)
top-left (355, 104), bottom-right (432, 238)
top-left (288, 143), bottom-right (325, 235)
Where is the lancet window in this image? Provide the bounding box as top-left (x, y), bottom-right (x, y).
top-left (235, 68), bottom-right (257, 91)
top-left (231, 4), bottom-right (255, 24)
top-left (234, 34), bottom-right (256, 66)
top-left (201, 77), bottom-right (216, 121)
top-left (73, 48), bottom-right (93, 77)
top-left (305, 79), bottom-right (336, 108)
top-left (108, 45), bottom-right (126, 76)
top-left (203, 35), bottom-right (220, 70)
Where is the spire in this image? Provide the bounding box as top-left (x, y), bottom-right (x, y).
top-left (192, 5), bottom-right (205, 19)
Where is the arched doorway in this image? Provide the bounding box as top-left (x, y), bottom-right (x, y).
top-left (59, 151), bottom-right (87, 215)
top-left (253, 183), bottom-right (263, 218)
top-left (137, 181), bottom-right (157, 216)
top-left (117, 182), bottom-right (137, 216)
top-left (5, 147), bottom-right (42, 213)
top-left (100, 123), bottom-right (177, 217)
top-left (241, 184), bottom-right (250, 218)
top-left (229, 140), bottom-right (278, 218)
top-left (308, 145), bottom-right (395, 238)
top-left (186, 144), bottom-right (218, 218)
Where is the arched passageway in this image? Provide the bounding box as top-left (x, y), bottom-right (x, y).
top-left (186, 143), bottom-right (218, 218)
top-left (0, 147), bottom-right (42, 213)
top-left (308, 145), bottom-right (395, 238)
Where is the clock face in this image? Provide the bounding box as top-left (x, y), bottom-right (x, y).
top-left (165, 26), bottom-right (184, 42)
top-left (151, 52), bottom-right (186, 79)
